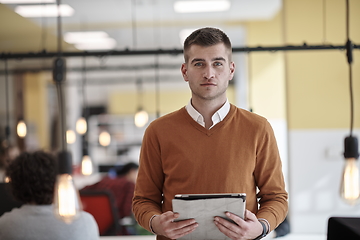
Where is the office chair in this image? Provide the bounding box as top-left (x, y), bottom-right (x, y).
top-left (79, 189), bottom-right (120, 236)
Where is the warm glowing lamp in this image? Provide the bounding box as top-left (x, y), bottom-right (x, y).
top-left (53, 151), bottom-right (81, 224)
top-left (339, 0), bottom-right (359, 206)
top-left (81, 155), bottom-right (93, 176)
top-left (76, 117), bottom-right (87, 135)
top-left (17, 120), bottom-right (27, 138)
top-left (134, 78), bottom-right (149, 128)
top-left (66, 130), bottom-right (76, 144)
top-left (52, 0), bottom-right (81, 225)
top-left (99, 131), bottom-right (111, 147)
top-left (134, 109), bottom-right (149, 128)
top-left (340, 136), bottom-right (360, 205)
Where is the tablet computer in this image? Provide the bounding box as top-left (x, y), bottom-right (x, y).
top-left (174, 193), bottom-right (246, 201)
top-left (172, 193), bottom-right (246, 240)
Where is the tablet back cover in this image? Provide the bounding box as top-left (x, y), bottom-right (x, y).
top-left (172, 196), bottom-right (246, 240)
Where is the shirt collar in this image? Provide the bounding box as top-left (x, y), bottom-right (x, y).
top-left (185, 99), bottom-right (230, 128)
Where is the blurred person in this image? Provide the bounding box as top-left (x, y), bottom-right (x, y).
top-left (0, 139), bottom-right (22, 216)
top-left (273, 217), bottom-right (290, 238)
top-left (0, 150), bottom-right (99, 240)
top-left (132, 27), bottom-right (288, 240)
top-left (82, 162), bottom-right (139, 235)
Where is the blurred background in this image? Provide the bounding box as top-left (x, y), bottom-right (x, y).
top-left (0, 0), bottom-right (360, 237)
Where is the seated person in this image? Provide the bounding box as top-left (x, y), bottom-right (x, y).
top-left (0, 139), bottom-right (22, 217)
top-left (274, 216), bottom-right (290, 238)
top-left (82, 162), bottom-right (139, 235)
top-left (0, 150), bottom-right (99, 240)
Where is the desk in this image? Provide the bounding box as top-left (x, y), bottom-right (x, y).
top-left (100, 236), bottom-right (156, 240)
top-left (99, 234), bottom-right (326, 240)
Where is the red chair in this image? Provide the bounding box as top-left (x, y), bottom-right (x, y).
top-left (79, 189), bottom-right (120, 236)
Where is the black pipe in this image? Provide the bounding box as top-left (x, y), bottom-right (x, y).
top-left (1, 44), bottom-right (359, 60)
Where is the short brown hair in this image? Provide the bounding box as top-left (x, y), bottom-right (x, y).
top-left (183, 27), bottom-right (232, 62)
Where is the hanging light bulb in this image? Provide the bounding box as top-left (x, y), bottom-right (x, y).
top-left (81, 154), bottom-right (93, 176)
top-left (52, 0), bottom-right (81, 225)
top-left (134, 78), bottom-right (149, 128)
top-left (54, 174), bottom-right (81, 223)
top-left (99, 131), bottom-right (111, 147)
top-left (340, 136), bottom-right (360, 205)
top-left (53, 152), bottom-right (81, 224)
top-left (17, 120), bottom-right (27, 138)
top-left (76, 117), bottom-right (87, 135)
top-left (66, 130), bottom-right (76, 144)
top-left (134, 108), bottom-right (149, 128)
top-left (339, 0), bottom-right (359, 206)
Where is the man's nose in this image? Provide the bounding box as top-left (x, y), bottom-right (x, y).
top-left (203, 66), bottom-right (215, 79)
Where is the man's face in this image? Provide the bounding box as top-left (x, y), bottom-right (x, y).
top-left (181, 43), bottom-right (235, 103)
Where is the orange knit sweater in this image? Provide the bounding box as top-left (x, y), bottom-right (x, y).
top-left (133, 104), bottom-right (288, 239)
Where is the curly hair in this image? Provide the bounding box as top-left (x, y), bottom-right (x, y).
top-left (6, 151), bottom-right (57, 205)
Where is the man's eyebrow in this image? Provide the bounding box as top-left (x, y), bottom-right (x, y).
top-left (213, 57), bottom-right (226, 62)
top-left (190, 58), bottom-right (205, 64)
top-left (190, 57), bottom-right (226, 64)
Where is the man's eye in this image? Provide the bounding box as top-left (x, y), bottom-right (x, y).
top-left (214, 62), bottom-right (223, 66)
top-left (194, 62), bottom-right (203, 66)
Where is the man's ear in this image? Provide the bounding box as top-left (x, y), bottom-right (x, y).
top-left (229, 62), bottom-right (235, 80)
top-left (181, 63), bottom-right (188, 82)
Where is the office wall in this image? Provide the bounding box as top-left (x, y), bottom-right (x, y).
top-left (108, 85), bottom-right (236, 115)
top-left (247, 0), bottom-right (360, 234)
top-left (23, 72), bottom-right (51, 150)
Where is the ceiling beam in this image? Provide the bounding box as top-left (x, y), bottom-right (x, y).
top-left (1, 43), bottom-right (359, 60)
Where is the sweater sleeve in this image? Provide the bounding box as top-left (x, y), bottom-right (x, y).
top-left (253, 120), bottom-right (288, 231)
top-left (132, 123), bottom-right (164, 232)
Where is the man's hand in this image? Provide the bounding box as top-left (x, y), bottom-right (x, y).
top-left (214, 209), bottom-right (264, 240)
top-left (151, 211), bottom-right (198, 239)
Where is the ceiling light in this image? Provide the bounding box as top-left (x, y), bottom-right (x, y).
top-left (174, 0), bottom-right (230, 13)
top-left (15, 4), bottom-right (74, 17)
top-left (64, 31), bottom-right (109, 44)
top-left (0, 0), bottom-right (54, 3)
top-left (74, 38), bottom-right (117, 50)
top-left (99, 131), bottom-right (111, 147)
top-left (64, 31), bottom-right (117, 50)
top-left (16, 120), bottom-right (27, 138)
top-left (66, 130), bottom-right (76, 144)
top-left (81, 155), bottom-right (93, 176)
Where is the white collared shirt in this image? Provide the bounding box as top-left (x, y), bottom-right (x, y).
top-left (185, 99), bottom-right (230, 129)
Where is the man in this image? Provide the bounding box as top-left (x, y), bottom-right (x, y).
top-left (0, 151), bottom-right (99, 240)
top-left (132, 27), bottom-right (288, 240)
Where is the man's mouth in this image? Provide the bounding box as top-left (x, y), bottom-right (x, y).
top-left (201, 83), bottom-right (216, 86)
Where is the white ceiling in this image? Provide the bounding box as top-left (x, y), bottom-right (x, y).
top-left (0, 0), bottom-right (282, 105)
top-left (2, 0), bottom-right (282, 50)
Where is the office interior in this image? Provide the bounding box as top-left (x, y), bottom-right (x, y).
top-left (0, 0), bottom-right (360, 239)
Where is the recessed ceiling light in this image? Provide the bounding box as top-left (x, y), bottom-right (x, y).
top-left (75, 39), bottom-right (117, 51)
top-left (0, 0), bottom-right (54, 3)
top-left (64, 31), bottom-right (117, 50)
top-left (64, 31), bottom-right (109, 44)
top-left (174, 0), bottom-right (230, 13)
top-left (15, 4), bottom-right (74, 17)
